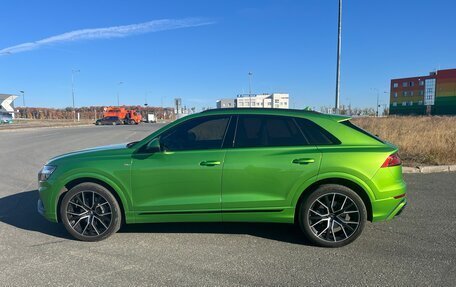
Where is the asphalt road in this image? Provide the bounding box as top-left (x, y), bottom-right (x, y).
top-left (0, 124), bottom-right (455, 286)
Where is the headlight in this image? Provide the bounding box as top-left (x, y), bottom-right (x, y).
top-left (38, 165), bottom-right (56, 181)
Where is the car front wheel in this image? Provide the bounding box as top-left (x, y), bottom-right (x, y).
top-left (299, 184), bottom-right (367, 247)
top-left (60, 183), bottom-right (121, 241)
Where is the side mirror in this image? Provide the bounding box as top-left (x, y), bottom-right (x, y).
top-left (145, 138), bottom-right (161, 153)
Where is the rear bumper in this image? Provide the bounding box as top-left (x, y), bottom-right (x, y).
top-left (370, 165), bottom-right (407, 222)
top-left (394, 200), bottom-right (407, 217)
top-left (372, 196), bottom-right (407, 222)
top-left (386, 198), bottom-right (407, 220)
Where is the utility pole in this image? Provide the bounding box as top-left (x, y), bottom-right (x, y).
top-left (334, 0), bottom-right (342, 114)
top-left (248, 72), bottom-right (253, 95)
top-left (71, 69), bottom-right (80, 122)
top-left (19, 91), bottom-right (25, 107)
top-left (248, 72), bottom-right (253, 107)
top-left (117, 81), bottom-right (123, 106)
top-left (376, 91), bottom-right (379, 117)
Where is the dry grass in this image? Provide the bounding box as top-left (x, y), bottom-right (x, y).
top-left (352, 116), bottom-right (456, 166)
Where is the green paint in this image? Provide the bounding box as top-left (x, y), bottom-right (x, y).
top-left (38, 109), bottom-right (406, 231)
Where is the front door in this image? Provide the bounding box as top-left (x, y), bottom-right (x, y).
top-left (131, 115), bottom-right (232, 222)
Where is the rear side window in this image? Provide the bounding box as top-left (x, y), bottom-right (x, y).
top-left (340, 120), bottom-right (384, 143)
top-left (295, 118), bottom-right (341, 145)
top-left (234, 115), bottom-right (307, 148)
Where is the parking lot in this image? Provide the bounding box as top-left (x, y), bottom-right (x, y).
top-left (0, 124), bottom-right (455, 286)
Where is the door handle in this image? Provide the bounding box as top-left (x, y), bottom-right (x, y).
top-left (200, 160), bottom-right (221, 167)
top-left (292, 158), bottom-right (315, 165)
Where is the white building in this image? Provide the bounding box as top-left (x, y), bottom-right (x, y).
top-left (216, 98), bottom-right (236, 109)
top-left (217, 93), bottom-right (289, 109)
top-left (0, 94), bottom-right (18, 123)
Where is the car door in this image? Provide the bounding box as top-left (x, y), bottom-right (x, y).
top-left (221, 115), bottom-right (322, 218)
top-left (130, 115), bottom-right (232, 222)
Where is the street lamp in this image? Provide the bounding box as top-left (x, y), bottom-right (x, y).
top-left (248, 72), bottom-right (253, 95)
top-left (248, 72), bottom-right (253, 107)
top-left (380, 91), bottom-right (388, 116)
top-left (19, 91), bottom-right (25, 107)
top-left (117, 81), bottom-right (123, 106)
top-left (71, 69), bottom-right (80, 122)
top-left (334, 0), bottom-right (342, 113)
top-left (371, 88), bottom-right (388, 117)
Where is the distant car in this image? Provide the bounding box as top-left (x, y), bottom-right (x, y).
top-left (147, 113), bottom-right (156, 123)
top-left (95, 116), bottom-right (123, 125)
top-left (38, 108), bottom-right (406, 247)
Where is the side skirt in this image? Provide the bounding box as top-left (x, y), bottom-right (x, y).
top-left (132, 208), bottom-right (295, 224)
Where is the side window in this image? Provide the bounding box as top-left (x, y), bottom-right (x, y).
top-left (160, 116), bottom-right (230, 151)
top-left (340, 120), bottom-right (384, 143)
top-left (295, 118), bottom-right (341, 145)
top-left (234, 115), bottom-right (307, 148)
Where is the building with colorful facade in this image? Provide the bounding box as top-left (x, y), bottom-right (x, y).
top-left (389, 69), bottom-right (456, 115)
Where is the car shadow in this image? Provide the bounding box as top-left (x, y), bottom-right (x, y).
top-left (120, 222), bottom-right (311, 245)
top-left (0, 190), bottom-right (71, 239)
top-left (0, 190), bottom-right (312, 245)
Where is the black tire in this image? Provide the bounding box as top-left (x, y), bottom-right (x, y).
top-left (298, 184), bottom-right (367, 247)
top-left (60, 183), bottom-right (122, 242)
top-left (129, 120), bottom-right (136, 125)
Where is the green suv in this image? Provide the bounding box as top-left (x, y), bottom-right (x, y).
top-left (38, 109), bottom-right (406, 247)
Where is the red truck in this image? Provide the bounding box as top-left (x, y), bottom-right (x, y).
top-left (101, 107), bottom-right (142, 125)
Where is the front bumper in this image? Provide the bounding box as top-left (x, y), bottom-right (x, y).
top-left (37, 198), bottom-right (45, 216)
top-left (38, 180), bottom-right (59, 223)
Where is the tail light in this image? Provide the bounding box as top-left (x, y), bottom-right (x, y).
top-left (381, 153), bottom-right (402, 168)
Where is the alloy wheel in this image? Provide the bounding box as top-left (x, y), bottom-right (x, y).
top-left (66, 191), bottom-right (112, 237)
top-left (307, 192), bottom-right (360, 243)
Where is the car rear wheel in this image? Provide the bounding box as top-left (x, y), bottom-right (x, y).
top-left (60, 183), bottom-right (121, 241)
top-left (299, 184), bottom-right (367, 247)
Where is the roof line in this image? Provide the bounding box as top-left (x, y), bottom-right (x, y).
top-left (201, 108), bottom-right (320, 114)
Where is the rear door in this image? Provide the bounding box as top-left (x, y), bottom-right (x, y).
top-left (221, 115), bottom-right (322, 215)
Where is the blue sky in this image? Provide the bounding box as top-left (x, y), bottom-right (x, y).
top-left (1, 0), bottom-right (455, 110)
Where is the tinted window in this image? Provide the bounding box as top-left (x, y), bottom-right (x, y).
top-left (340, 120), bottom-right (384, 143)
top-left (234, 115), bottom-right (307, 148)
top-left (295, 118), bottom-right (341, 145)
top-left (160, 116), bottom-right (230, 151)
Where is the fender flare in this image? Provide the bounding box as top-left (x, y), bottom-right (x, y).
top-left (55, 172), bottom-right (133, 222)
top-left (291, 172), bottom-right (375, 221)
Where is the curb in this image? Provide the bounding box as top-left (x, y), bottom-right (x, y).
top-left (0, 124), bottom-right (93, 132)
top-left (403, 165), bottom-right (456, 174)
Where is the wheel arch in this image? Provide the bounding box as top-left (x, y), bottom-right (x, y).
top-left (294, 177), bottom-right (373, 223)
top-left (56, 177), bottom-right (130, 224)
